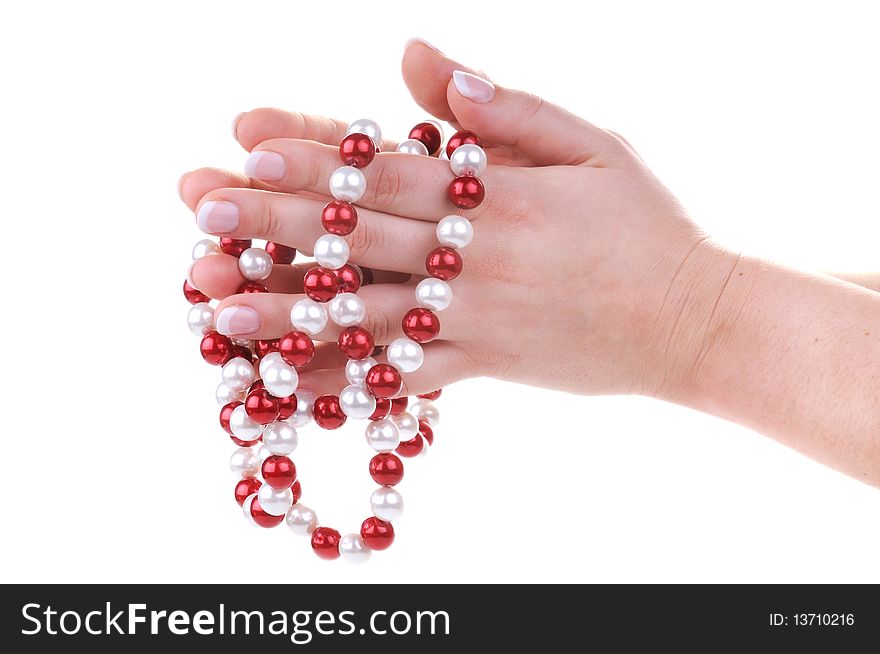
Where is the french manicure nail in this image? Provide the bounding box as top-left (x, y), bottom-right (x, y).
top-left (405, 37), bottom-right (443, 54)
top-left (196, 200), bottom-right (240, 234)
top-left (452, 70), bottom-right (496, 104)
top-left (232, 112), bottom-right (247, 139)
top-left (244, 151), bottom-right (286, 181)
top-left (215, 306), bottom-right (261, 335)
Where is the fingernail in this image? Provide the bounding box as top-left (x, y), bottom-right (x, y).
top-left (245, 151), bottom-right (286, 181)
top-left (232, 112), bottom-right (247, 139)
top-left (196, 200), bottom-right (240, 234)
top-left (405, 37), bottom-right (443, 54)
top-left (215, 306), bottom-right (261, 335)
top-left (452, 70), bottom-right (495, 104)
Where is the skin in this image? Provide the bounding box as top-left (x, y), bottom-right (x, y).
top-left (180, 42), bottom-right (880, 487)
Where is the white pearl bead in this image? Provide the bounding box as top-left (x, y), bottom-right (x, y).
top-left (439, 147), bottom-right (449, 161)
top-left (192, 238), bottom-right (220, 260)
top-left (328, 165), bottom-right (367, 203)
top-left (187, 302), bottom-right (214, 336)
top-left (262, 421), bottom-right (298, 455)
top-left (222, 356), bottom-right (256, 392)
top-left (370, 487), bottom-right (404, 521)
top-left (328, 292), bottom-right (365, 327)
top-left (229, 447), bottom-right (260, 477)
top-left (346, 357), bottom-right (377, 386)
top-left (389, 411), bottom-right (419, 441)
top-left (288, 390), bottom-right (315, 427)
top-left (339, 533), bottom-right (371, 564)
top-left (238, 247), bottom-right (273, 281)
top-left (259, 352), bottom-right (298, 398)
top-left (415, 278), bottom-right (453, 311)
top-left (313, 234), bottom-right (350, 270)
top-left (346, 118), bottom-right (382, 147)
top-left (257, 444), bottom-right (273, 464)
top-left (216, 381), bottom-right (244, 405)
top-left (290, 298), bottom-right (328, 334)
top-left (386, 337), bottom-right (424, 373)
top-left (436, 215), bottom-right (474, 249)
top-left (257, 484), bottom-right (293, 516)
top-left (365, 418), bottom-right (400, 452)
top-left (410, 399), bottom-right (440, 426)
top-left (396, 138), bottom-right (429, 156)
top-left (229, 404), bottom-right (263, 441)
top-left (449, 143), bottom-right (488, 177)
top-left (285, 503), bottom-right (318, 535)
top-left (340, 384), bottom-right (377, 419)
top-left (241, 494), bottom-right (258, 526)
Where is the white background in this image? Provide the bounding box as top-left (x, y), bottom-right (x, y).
top-left (1, 0), bottom-right (878, 583)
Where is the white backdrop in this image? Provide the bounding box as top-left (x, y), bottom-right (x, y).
top-left (1, 0), bottom-right (878, 583)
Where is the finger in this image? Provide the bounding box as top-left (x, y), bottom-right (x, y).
top-left (243, 137), bottom-right (515, 221)
top-left (193, 187), bottom-right (438, 275)
top-left (179, 168), bottom-right (253, 212)
top-left (234, 108), bottom-right (399, 153)
top-left (829, 272), bottom-right (880, 293)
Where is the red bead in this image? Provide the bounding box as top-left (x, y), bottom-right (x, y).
top-left (277, 393), bottom-right (298, 420)
top-left (245, 388), bottom-right (280, 424)
top-left (261, 455), bottom-right (296, 489)
top-left (409, 121), bottom-right (443, 156)
top-left (369, 452), bottom-right (404, 486)
top-left (418, 388), bottom-right (442, 400)
top-left (252, 339), bottom-right (278, 359)
top-left (396, 434), bottom-right (424, 458)
top-left (250, 379), bottom-right (265, 393)
top-left (230, 434), bottom-right (260, 447)
top-left (311, 527), bottom-right (341, 560)
top-left (234, 477), bottom-right (261, 505)
top-left (338, 326), bottom-right (374, 360)
top-left (279, 331), bottom-right (315, 367)
top-left (219, 238), bottom-right (251, 257)
top-left (250, 497), bottom-right (285, 528)
top-left (426, 246), bottom-right (463, 281)
top-left (321, 201), bottom-right (358, 236)
top-left (219, 401), bottom-right (241, 434)
top-left (389, 396), bottom-right (408, 415)
top-left (313, 395), bottom-right (347, 430)
top-left (265, 242), bottom-right (296, 264)
top-left (231, 344), bottom-right (253, 362)
top-left (361, 267), bottom-right (375, 285)
top-left (336, 264), bottom-right (362, 293)
top-left (365, 364), bottom-right (402, 399)
top-left (449, 175), bottom-right (485, 209)
top-left (339, 133), bottom-right (376, 168)
top-left (200, 331), bottom-right (233, 365)
top-left (183, 280), bottom-right (210, 304)
top-left (402, 307), bottom-right (440, 343)
top-left (445, 130), bottom-right (482, 159)
top-left (303, 266), bottom-right (339, 302)
top-left (360, 517), bottom-right (395, 551)
top-left (238, 281), bottom-right (269, 294)
top-left (368, 398), bottom-right (391, 420)
top-left (418, 419), bottom-right (434, 446)
top-left (291, 480), bottom-right (302, 504)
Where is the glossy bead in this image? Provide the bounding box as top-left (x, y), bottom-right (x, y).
top-left (183, 280), bottom-right (210, 304)
top-left (445, 129), bottom-right (481, 159)
top-left (279, 331), bottom-right (315, 367)
top-left (449, 143), bottom-right (488, 177)
top-left (229, 446), bottom-right (260, 477)
top-left (339, 533), bottom-right (371, 563)
top-left (395, 434), bottom-right (424, 458)
top-left (222, 356), bottom-right (256, 392)
top-left (335, 264), bottom-right (362, 293)
top-left (436, 215), bottom-right (474, 248)
top-left (230, 344), bottom-right (253, 362)
top-left (409, 121), bottom-right (443, 155)
top-left (346, 357), bottom-right (377, 386)
top-left (229, 404), bottom-right (263, 441)
top-left (448, 175), bottom-right (485, 209)
top-left (365, 364), bottom-right (402, 399)
top-left (418, 419), bottom-right (434, 446)
top-left (286, 503), bottom-right (318, 536)
top-left (257, 484), bottom-right (293, 516)
top-left (415, 278), bottom-right (453, 311)
top-left (370, 487), bottom-right (404, 522)
top-left (245, 387), bottom-right (280, 424)
top-left (346, 119), bottom-right (382, 146)
top-left (188, 302), bottom-right (215, 336)
top-left (338, 326), bottom-right (374, 360)
top-left (426, 246), bottom-right (463, 281)
top-left (396, 138), bottom-right (429, 156)
top-left (339, 384), bottom-right (377, 419)
top-left (238, 281), bottom-right (268, 294)
top-left (311, 527), bottom-right (342, 560)
top-left (368, 398), bottom-right (391, 421)
top-left (313, 234), bottom-right (350, 270)
top-left (234, 477), bottom-right (262, 506)
top-left (313, 394), bottom-right (347, 430)
top-left (339, 132), bottom-right (376, 168)
top-left (361, 517), bottom-right (395, 550)
top-left (386, 337), bottom-right (424, 373)
top-left (261, 455), bottom-right (296, 489)
top-left (262, 421), bottom-right (298, 455)
top-left (291, 479), bottom-right (302, 504)
top-left (249, 496), bottom-right (285, 528)
top-left (259, 352), bottom-right (299, 398)
top-left (402, 308), bottom-right (440, 343)
top-left (321, 201), bottom-right (358, 236)
top-left (219, 401), bottom-right (241, 434)
top-left (241, 494), bottom-right (258, 526)
top-left (418, 388), bottom-right (442, 400)
top-left (290, 298), bottom-right (328, 335)
top-left (329, 292), bottom-right (365, 327)
top-left (238, 247), bottom-right (273, 281)
top-left (303, 266), bottom-right (339, 303)
top-left (219, 238), bottom-right (251, 257)
top-left (277, 394), bottom-right (297, 420)
top-left (389, 411), bottom-right (419, 440)
top-left (369, 453), bottom-right (404, 486)
top-left (192, 238), bottom-right (221, 260)
top-left (410, 399), bottom-right (440, 427)
top-left (328, 166), bottom-right (367, 203)
top-left (365, 419), bottom-right (400, 452)
top-left (289, 389), bottom-right (315, 427)
top-left (253, 339), bottom-right (279, 359)
top-left (265, 241), bottom-right (296, 264)
top-left (200, 331), bottom-right (232, 365)
top-left (389, 396), bottom-right (408, 416)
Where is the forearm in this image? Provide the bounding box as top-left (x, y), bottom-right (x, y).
top-left (676, 253), bottom-right (880, 485)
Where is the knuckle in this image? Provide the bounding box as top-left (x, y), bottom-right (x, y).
top-left (520, 92), bottom-right (546, 120)
top-left (258, 201), bottom-right (284, 240)
top-left (344, 217), bottom-right (378, 260)
top-left (365, 307), bottom-right (398, 345)
top-left (367, 160), bottom-right (403, 208)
